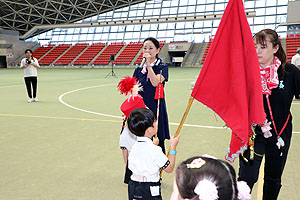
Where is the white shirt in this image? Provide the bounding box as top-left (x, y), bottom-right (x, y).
top-left (119, 127), bottom-right (137, 151)
top-left (128, 137), bottom-right (169, 182)
top-left (20, 57), bottom-right (40, 77)
top-left (291, 53), bottom-right (300, 67)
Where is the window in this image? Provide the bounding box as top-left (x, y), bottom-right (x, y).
top-left (87, 34), bottom-right (94, 41)
top-left (94, 34), bottom-right (101, 40)
top-left (65, 35), bottom-right (72, 41)
top-left (179, 6), bottom-right (187, 14)
top-left (96, 27), bottom-right (103, 33)
top-left (150, 24), bottom-right (158, 30)
top-left (141, 31), bottom-right (149, 39)
top-left (159, 23), bottom-right (167, 30)
top-left (266, 0), bottom-right (276, 6)
top-left (179, 0), bottom-right (188, 6)
top-left (162, 1), bottom-right (171, 7)
top-left (125, 32), bottom-right (133, 39)
top-left (134, 25), bottom-right (141, 31)
top-left (126, 25), bottom-right (134, 31)
top-left (142, 24), bottom-right (150, 31)
top-left (72, 35), bottom-right (79, 41)
top-left (79, 34), bottom-right (87, 41)
top-left (58, 35), bottom-right (65, 41)
top-left (185, 22), bottom-right (193, 29)
top-left (167, 23), bottom-right (175, 30)
top-left (277, 6), bottom-right (287, 14)
top-left (109, 33), bottom-right (117, 40)
top-left (254, 17), bottom-right (265, 25)
top-left (111, 26), bottom-right (119, 32)
top-left (266, 7), bottom-right (276, 15)
top-left (256, 8), bottom-right (265, 16)
top-left (161, 8), bottom-right (170, 15)
top-left (215, 3), bottom-right (225, 11)
top-left (153, 9), bottom-right (160, 16)
top-left (81, 28), bottom-right (88, 34)
top-left (244, 1), bottom-right (254, 9)
top-left (103, 27), bottom-right (110, 33)
top-left (176, 22), bottom-right (185, 29)
top-left (157, 31), bottom-right (166, 37)
top-left (149, 31), bottom-right (157, 38)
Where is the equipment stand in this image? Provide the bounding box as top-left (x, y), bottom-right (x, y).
top-left (105, 61), bottom-right (118, 78)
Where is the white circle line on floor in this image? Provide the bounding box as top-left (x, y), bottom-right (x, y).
top-left (59, 84), bottom-right (123, 119)
top-left (58, 84), bottom-right (300, 133)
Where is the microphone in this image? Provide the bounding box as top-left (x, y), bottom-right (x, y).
top-left (139, 57), bottom-right (146, 68)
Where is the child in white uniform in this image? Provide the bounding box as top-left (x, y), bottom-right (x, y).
top-left (127, 108), bottom-right (179, 200)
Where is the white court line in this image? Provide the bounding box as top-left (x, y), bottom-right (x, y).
top-left (58, 84), bottom-right (300, 134)
top-left (58, 84), bottom-right (123, 119)
top-left (0, 84), bottom-right (24, 89)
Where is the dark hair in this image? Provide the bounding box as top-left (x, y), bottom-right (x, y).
top-left (25, 49), bottom-right (33, 54)
top-left (254, 29), bottom-right (286, 74)
top-left (127, 108), bottom-right (156, 137)
top-left (176, 156), bottom-right (238, 200)
top-left (144, 37), bottom-right (160, 58)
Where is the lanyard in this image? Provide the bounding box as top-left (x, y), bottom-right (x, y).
top-left (266, 95), bottom-right (290, 137)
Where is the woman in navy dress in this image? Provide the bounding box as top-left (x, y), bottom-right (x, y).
top-left (133, 37), bottom-right (170, 153)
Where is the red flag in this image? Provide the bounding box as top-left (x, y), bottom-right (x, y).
top-left (191, 0), bottom-right (265, 162)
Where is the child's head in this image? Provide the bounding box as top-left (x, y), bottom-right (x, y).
top-left (127, 108), bottom-right (157, 137)
top-left (173, 156), bottom-right (251, 200)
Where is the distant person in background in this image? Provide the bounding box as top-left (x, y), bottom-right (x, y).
top-left (291, 47), bottom-right (300, 69)
top-left (132, 37), bottom-right (170, 153)
top-left (20, 49), bottom-right (40, 103)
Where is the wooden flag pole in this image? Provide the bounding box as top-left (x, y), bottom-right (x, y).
top-left (166, 96), bottom-right (195, 157)
top-left (160, 96), bottom-right (194, 177)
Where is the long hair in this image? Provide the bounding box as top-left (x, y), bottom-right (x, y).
top-left (254, 29), bottom-right (286, 74)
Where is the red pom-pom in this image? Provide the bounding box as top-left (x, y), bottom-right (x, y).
top-left (117, 76), bottom-right (138, 95)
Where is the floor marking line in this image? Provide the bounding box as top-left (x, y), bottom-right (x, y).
top-left (2, 113), bottom-right (300, 134)
top-left (58, 84), bottom-right (123, 119)
top-left (0, 113), bottom-right (121, 123)
top-left (58, 84), bottom-right (300, 134)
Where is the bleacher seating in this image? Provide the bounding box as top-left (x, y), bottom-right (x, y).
top-left (73, 43), bottom-right (106, 65)
top-left (113, 42), bottom-right (143, 65)
top-left (39, 44), bottom-right (71, 65)
top-left (54, 43), bottom-right (88, 65)
top-left (92, 42), bottom-right (124, 65)
top-left (32, 44), bottom-right (55, 60)
top-left (200, 38), bottom-right (213, 64)
top-left (134, 41), bottom-right (166, 65)
top-left (286, 34), bottom-right (300, 62)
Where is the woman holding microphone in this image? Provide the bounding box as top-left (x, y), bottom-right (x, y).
top-left (133, 37), bottom-right (170, 153)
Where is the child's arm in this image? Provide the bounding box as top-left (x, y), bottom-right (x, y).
top-left (164, 136), bottom-right (179, 173)
top-left (121, 148), bottom-right (129, 165)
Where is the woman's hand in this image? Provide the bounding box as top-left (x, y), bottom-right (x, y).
top-left (143, 52), bottom-right (152, 66)
top-left (153, 136), bottom-right (159, 146)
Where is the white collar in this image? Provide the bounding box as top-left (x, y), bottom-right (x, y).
top-left (137, 137), bottom-right (152, 143)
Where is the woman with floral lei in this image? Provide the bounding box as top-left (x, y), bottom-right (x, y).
top-left (171, 155), bottom-right (251, 200)
top-left (238, 29), bottom-right (300, 200)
